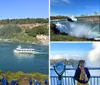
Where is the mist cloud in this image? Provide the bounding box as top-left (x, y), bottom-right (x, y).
top-left (88, 42), bottom-right (100, 67)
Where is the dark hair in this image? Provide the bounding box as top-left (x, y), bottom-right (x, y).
top-left (77, 60), bottom-right (85, 68)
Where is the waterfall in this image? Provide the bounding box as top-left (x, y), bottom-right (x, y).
top-left (54, 21), bottom-right (100, 40)
top-left (56, 22), bottom-right (70, 33)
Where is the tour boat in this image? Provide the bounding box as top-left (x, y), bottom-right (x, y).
top-left (14, 45), bottom-right (35, 54)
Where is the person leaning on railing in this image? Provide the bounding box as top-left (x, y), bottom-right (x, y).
top-left (74, 60), bottom-right (91, 85)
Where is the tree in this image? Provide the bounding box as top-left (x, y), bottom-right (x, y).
top-left (0, 18), bottom-right (48, 25)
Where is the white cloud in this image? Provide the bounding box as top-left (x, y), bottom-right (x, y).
top-left (88, 42), bottom-right (100, 67)
top-left (66, 54), bottom-right (84, 60)
top-left (50, 55), bottom-right (65, 60)
top-left (51, 0), bottom-right (71, 4)
top-left (50, 53), bottom-right (84, 60)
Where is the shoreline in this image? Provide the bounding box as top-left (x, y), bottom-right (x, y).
top-left (51, 19), bottom-right (100, 23)
top-left (0, 38), bottom-right (49, 46)
top-left (0, 69), bottom-right (48, 75)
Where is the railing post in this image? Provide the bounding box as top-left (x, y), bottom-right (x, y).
top-left (57, 76), bottom-right (62, 85)
top-left (73, 78), bottom-right (75, 85)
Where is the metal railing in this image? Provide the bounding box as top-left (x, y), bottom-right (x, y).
top-left (50, 68), bottom-right (100, 85)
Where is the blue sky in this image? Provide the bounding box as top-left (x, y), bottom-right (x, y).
top-left (50, 42), bottom-right (100, 67)
top-left (51, 0), bottom-right (100, 16)
top-left (50, 42), bottom-right (92, 59)
top-left (50, 43), bottom-right (92, 59)
top-left (0, 0), bottom-right (48, 19)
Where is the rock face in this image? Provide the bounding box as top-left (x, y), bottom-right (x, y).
top-left (51, 23), bottom-right (69, 35)
top-left (51, 23), bottom-right (60, 34)
top-left (76, 16), bottom-right (100, 23)
top-left (67, 17), bottom-right (74, 22)
top-left (50, 16), bottom-right (74, 22)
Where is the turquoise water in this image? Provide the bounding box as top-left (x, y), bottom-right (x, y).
top-left (0, 42), bottom-right (48, 74)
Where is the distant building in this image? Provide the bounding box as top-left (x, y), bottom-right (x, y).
top-left (36, 35), bottom-right (48, 40)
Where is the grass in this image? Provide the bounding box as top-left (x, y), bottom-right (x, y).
top-left (0, 24), bottom-right (48, 44)
top-left (50, 33), bottom-right (89, 41)
top-left (12, 34), bottom-right (39, 43)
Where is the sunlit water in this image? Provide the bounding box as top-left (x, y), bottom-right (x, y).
top-left (0, 42), bottom-right (48, 74)
top-left (52, 20), bottom-right (100, 40)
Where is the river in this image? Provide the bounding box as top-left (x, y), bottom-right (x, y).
top-left (0, 42), bottom-right (48, 74)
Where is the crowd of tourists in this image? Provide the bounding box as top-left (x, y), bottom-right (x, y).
top-left (0, 76), bottom-right (48, 85)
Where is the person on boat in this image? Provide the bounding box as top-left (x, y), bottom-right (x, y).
top-left (39, 81), bottom-right (42, 85)
top-left (44, 79), bottom-right (48, 85)
top-left (34, 80), bottom-right (37, 85)
top-left (3, 79), bottom-right (8, 85)
top-left (0, 78), bottom-right (1, 82)
top-left (74, 60), bottom-right (91, 85)
top-left (1, 76), bottom-right (5, 84)
top-left (10, 80), bottom-right (15, 85)
top-left (15, 80), bottom-right (18, 85)
top-left (29, 78), bottom-right (32, 85)
top-left (1, 76), bottom-right (6, 85)
top-left (36, 81), bottom-right (39, 85)
top-left (10, 80), bottom-right (18, 85)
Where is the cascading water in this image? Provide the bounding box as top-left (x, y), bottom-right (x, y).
top-left (53, 21), bottom-right (100, 40)
top-left (88, 25), bottom-right (100, 39)
top-left (56, 22), bottom-right (69, 33)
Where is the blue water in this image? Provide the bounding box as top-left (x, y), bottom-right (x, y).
top-left (0, 42), bottom-right (49, 74)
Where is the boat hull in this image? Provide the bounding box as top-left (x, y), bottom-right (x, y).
top-left (14, 50), bottom-right (35, 54)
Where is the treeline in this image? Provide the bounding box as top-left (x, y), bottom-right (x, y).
top-left (50, 15), bottom-right (73, 22)
top-left (0, 24), bottom-right (48, 39)
top-left (50, 15), bottom-right (68, 20)
top-left (50, 59), bottom-right (79, 68)
top-left (0, 25), bottom-right (22, 39)
top-left (0, 18), bottom-right (48, 25)
top-left (25, 25), bottom-right (48, 37)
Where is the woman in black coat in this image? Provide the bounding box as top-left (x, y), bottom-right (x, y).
top-left (74, 60), bottom-right (91, 85)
